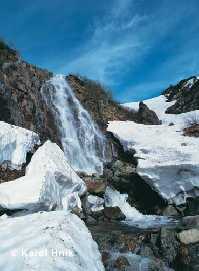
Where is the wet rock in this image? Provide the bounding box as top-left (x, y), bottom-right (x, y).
top-left (90, 209), bottom-right (104, 221)
top-left (86, 215), bottom-right (98, 225)
top-left (163, 205), bottom-right (179, 216)
top-left (105, 162), bottom-right (166, 214)
top-left (139, 244), bottom-right (155, 258)
top-left (178, 229), bottom-right (199, 244)
top-left (105, 131), bottom-right (138, 165)
top-left (181, 215), bottom-right (199, 228)
top-left (111, 160), bottom-right (136, 176)
top-left (101, 251), bottom-right (111, 268)
top-left (175, 242), bottom-right (199, 271)
top-left (84, 176), bottom-right (106, 195)
top-left (103, 207), bottom-right (126, 221)
top-left (113, 256), bottom-right (130, 270)
top-left (159, 228), bottom-right (180, 265)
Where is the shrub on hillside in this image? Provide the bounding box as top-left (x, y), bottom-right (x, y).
top-left (183, 112), bottom-right (199, 137)
top-left (0, 39), bottom-right (18, 66)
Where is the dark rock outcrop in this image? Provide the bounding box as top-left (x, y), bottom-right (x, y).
top-left (103, 207), bottom-right (126, 221)
top-left (104, 132), bottom-right (167, 214)
top-left (137, 101), bottom-right (161, 125)
top-left (163, 76), bottom-right (199, 114)
top-left (0, 166), bottom-right (25, 183)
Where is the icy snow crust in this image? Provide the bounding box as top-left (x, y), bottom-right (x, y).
top-left (0, 121), bottom-right (40, 169)
top-left (0, 141), bottom-right (86, 211)
top-left (87, 195), bottom-right (104, 212)
top-left (108, 95), bottom-right (199, 205)
top-left (0, 211), bottom-right (104, 271)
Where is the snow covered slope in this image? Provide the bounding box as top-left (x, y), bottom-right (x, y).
top-left (124, 95), bottom-right (175, 123)
top-left (0, 121), bottom-right (40, 169)
top-left (124, 95), bottom-right (199, 127)
top-left (108, 95), bottom-right (199, 206)
top-left (0, 141), bottom-right (86, 211)
top-left (0, 211), bottom-right (104, 271)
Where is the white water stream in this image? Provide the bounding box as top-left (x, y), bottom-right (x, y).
top-left (42, 74), bottom-right (106, 175)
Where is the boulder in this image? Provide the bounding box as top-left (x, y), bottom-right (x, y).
top-left (103, 207), bottom-right (126, 221)
top-left (84, 177), bottom-right (106, 195)
top-left (178, 229), bottom-right (199, 244)
top-left (181, 215), bottom-right (199, 228)
top-left (137, 101), bottom-right (161, 125)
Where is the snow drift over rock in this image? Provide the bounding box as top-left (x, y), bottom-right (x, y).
top-left (105, 187), bottom-right (143, 220)
top-left (0, 121), bottom-right (40, 170)
top-left (0, 141), bottom-right (86, 211)
top-left (109, 95), bottom-right (199, 206)
top-left (104, 187), bottom-right (171, 228)
top-left (0, 211), bottom-right (104, 271)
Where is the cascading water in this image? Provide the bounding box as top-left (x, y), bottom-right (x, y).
top-left (42, 74), bottom-right (106, 175)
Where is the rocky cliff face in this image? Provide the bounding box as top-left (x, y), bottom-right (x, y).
top-left (163, 76), bottom-right (199, 114)
top-left (0, 41), bottom-right (59, 144)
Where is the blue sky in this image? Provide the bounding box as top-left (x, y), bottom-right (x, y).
top-left (0, 0), bottom-right (199, 102)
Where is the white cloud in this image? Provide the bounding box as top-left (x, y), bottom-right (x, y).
top-left (60, 0), bottom-right (147, 83)
top-left (59, 0), bottom-right (199, 101)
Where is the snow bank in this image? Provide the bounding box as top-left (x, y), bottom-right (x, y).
top-left (0, 141), bottom-right (86, 211)
top-left (109, 94), bottom-right (199, 205)
top-left (0, 211), bottom-right (104, 271)
top-left (108, 120), bottom-right (199, 205)
top-left (0, 121), bottom-right (40, 169)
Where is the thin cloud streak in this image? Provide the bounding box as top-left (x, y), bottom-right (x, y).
top-left (60, 0), bottom-right (147, 83)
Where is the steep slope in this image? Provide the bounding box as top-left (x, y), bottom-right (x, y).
top-left (67, 74), bottom-right (137, 130)
top-left (0, 41), bottom-right (59, 144)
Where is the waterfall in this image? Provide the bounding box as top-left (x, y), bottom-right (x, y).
top-left (42, 74), bottom-right (106, 175)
